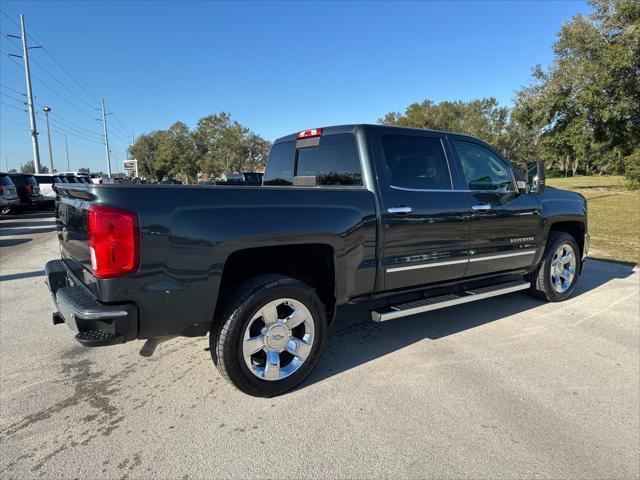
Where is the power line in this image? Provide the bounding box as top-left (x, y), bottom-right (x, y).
top-left (111, 113), bottom-right (131, 136)
top-left (0, 100), bottom-right (27, 112)
top-left (48, 118), bottom-right (104, 144)
top-left (1, 8), bottom-right (100, 105)
top-left (3, 32), bottom-right (99, 112)
top-left (0, 83), bottom-right (25, 96)
top-left (49, 112), bottom-right (103, 139)
top-left (0, 115), bottom-right (29, 127)
top-left (0, 90), bottom-right (26, 105)
top-left (1, 125), bottom-right (27, 132)
top-left (2, 9), bottom-right (134, 161)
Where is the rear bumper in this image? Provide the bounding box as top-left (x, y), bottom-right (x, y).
top-left (45, 259), bottom-right (138, 347)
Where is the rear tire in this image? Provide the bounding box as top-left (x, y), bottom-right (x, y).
top-left (530, 231), bottom-right (580, 302)
top-left (211, 274), bottom-right (327, 397)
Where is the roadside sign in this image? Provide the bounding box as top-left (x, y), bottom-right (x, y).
top-left (123, 159), bottom-right (138, 177)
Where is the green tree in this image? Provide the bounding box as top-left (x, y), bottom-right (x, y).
top-left (129, 131), bottom-right (165, 181)
top-left (19, 161), bottom-right (49, 174)
top-left (194, 112), bottom-right (271, 177)
top-left (129, 112), bottom-right (271, 182)
top-left (514, 0), bottom-right (639, 179)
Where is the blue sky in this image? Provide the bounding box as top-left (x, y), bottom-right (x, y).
top-left (1, 0), bottom-right (590, 174)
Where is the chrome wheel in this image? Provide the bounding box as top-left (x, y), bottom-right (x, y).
top-left (242, 298), bottom-right (315, 381)
top-left (550, 243), bottom-right (576, 293)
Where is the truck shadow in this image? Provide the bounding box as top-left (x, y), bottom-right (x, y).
top-left (303, 259), bottom-right (636, 389)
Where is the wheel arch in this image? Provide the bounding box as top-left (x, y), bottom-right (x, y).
top-left (213, 243), bottom-right (338, 328)
top-left (546, 219), bottom-right (586, 260)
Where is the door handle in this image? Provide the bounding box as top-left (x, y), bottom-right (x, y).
top-left (471, 204), bottom-right (491, 211)
top-left (388, 206), bottom-right (413, 215)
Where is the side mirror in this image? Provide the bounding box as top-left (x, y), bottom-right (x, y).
top-left (526, 161), bottom-right (545, 194)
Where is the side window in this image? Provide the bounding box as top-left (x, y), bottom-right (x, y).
top-left (296, 134), bottom-right (362, 186)
top-left (263, 141), bottom-right (296, 185)
top-left (381, 135), bottom-right (452, 190)
top-left (453, 141), bottom-right (514, 192)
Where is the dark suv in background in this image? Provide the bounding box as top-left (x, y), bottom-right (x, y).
top-left (216, 172), bottom-right (263, 186)
top-left (0, 173), bottom-right (20, 214)
top-left (8, 173), bottom-right (44, 212)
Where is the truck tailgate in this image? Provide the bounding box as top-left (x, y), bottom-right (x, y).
top-left (56, 186), bottom-right (95, 283)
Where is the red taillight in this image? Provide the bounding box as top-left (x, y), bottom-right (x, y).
top-left (296, 128), bottom-right (323, 139)
top-left (25, 185), bottom-right (31, 194)
top-left (0, 185), bottom-right (3, 195)
top-left (87, 204), bottom-right (140, 279)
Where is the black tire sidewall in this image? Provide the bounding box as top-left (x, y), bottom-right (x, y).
top-left (540, 232), bottom-right (580, 302)
top-left (216, 278), bottom-right (327, 397)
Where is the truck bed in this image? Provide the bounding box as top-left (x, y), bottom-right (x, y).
top-left (54, 183), bottom-right (377, 338)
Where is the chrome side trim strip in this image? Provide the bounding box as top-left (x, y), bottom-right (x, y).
top-left (386, 249), bottom-right (536, 273)
top-left (469, 250), bottom-right (536, 263)
top-left (386, 258), bottom-right (469, 273)
top-left (371, 282), bottom-right (531, 322)
top-left (389, 185), bottom-right (470, 193)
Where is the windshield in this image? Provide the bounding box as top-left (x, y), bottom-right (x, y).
top-left (0, 175), bottom-right (14, 186)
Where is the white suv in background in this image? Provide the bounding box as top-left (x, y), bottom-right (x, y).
top-left (33, 174), bottom-right (65, 203)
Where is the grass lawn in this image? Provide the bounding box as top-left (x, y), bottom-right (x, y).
top-left (546, 176), bottom-right (640, 265)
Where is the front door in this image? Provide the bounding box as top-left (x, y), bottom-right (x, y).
top-left (374, 132), bottom-right (471, 291)
top-left (450, 139), bottom-right (541, 277)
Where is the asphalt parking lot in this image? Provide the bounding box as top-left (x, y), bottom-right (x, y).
top-left (1, 212), bottom-right (639, 479)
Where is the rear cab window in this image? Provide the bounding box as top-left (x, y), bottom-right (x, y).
top-left (0, 175), bottom-right (14, 186)
top-left (264, 133), bottom-right (362, 187)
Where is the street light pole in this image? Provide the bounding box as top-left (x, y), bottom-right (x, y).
top-left (64, 135), bottom-right (70, 171)
top-left (4, 152), bottom-right (14, 171)
top-left (42, 106), bottom-right (54, 173)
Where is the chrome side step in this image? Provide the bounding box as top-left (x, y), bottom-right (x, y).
top-left (371, 280), bottom-right (530, 322)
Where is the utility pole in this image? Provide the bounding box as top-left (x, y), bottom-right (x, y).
top-left (18, 15), bottom-right (41, 174)
top-left (4, 152), bottom-right (13, 171)
top-left (64, 135), bottom-right (70, 171)
top-left (42, 106), bottom-right (54, 173)
top-left (100, 98), bottom-right (112, 178)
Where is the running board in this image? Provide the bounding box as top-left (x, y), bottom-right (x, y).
top-left (371, 281), bottom-right (530, 322)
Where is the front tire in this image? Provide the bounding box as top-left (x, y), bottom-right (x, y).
top-left (530, 231), bottom-right (580, 302)
top-left (211, 274), bottom-right (327, 397)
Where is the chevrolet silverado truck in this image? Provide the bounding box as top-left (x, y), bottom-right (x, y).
top-left (45, 125), bottom-right (588, 397)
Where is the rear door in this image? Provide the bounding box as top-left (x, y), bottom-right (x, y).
top-left (372, 131), bottom-right (471, 291)
top-left (449, 138), bottom-right (540, 277)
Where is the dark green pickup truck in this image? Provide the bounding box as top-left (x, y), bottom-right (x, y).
top-left (45, 124), bottom-right (588, 396)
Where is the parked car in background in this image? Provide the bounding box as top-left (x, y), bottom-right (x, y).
top-left (102, 177), bottom-right (125, 184)
top-left (197, 179), bottom-right (217, 185)
top-left (8, 173), bottom-right (44, 211)
top-left (160, 177), bottom-right (182, 184)
top-left (216, 172), bottom-right (263, 186)
top-left (59, 173), bottom-right (80, 183)
top-left (34, 174), bottom-right (65, 204)
top-left (0, 173), bottom-right (20, 214)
